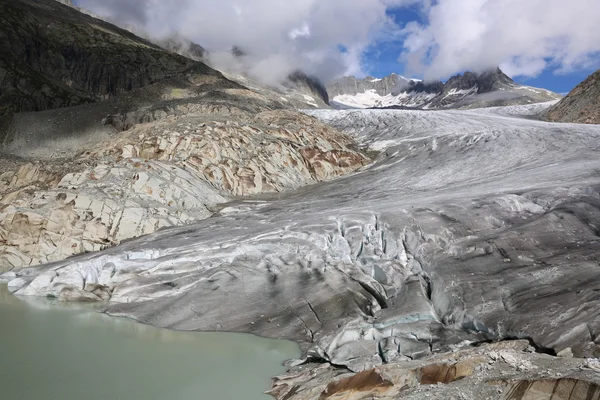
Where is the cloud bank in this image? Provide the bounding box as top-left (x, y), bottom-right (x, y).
top-left (402, 0), bottom-right (600, 80)
top-left (75, 0), bottom-right (600, 83)
top-left (76, 0), bottom-right (418, 84)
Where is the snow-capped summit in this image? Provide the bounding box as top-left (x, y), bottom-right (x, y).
top-left (327, 68), bottom-right (561, 110)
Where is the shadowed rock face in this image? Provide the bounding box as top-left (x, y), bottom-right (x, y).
top-left (158, 36), bottom-right (207, 62)
top-left (544, 69), bottom-right (600, 124)
top-left (446, 68), bottom-right (514, 94)
top-left (286, 71), bottom-right (330, 105)
top-left (0, 0), bottom-right (211, 116)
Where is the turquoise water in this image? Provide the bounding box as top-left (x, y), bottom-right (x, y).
top-left (0, 284), bottom-right (299, 400)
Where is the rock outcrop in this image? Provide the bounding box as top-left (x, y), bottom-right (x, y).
top-left (269, 340), bottom-right (600, 399)
top-left (544, 69), bottom-right (600, 124)
top-left (157, 35), bottom-right (207, 62)
top-left (286, 71), bottom-right (330, 106)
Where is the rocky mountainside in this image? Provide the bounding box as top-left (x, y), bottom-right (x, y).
top-left (328, 68), bottom-right (561, 109)
top-left (328, 74), bottom-right (414, 97)
top-left (0, 0), bottom-right (208, 116)
top-left (285, 71), bottom-right (330, 105)
top-left (221, 71), bottom-right (330, 109)
top-left (41, 1), bottom-right (329, 108)
top-left (0, 0), bottom-right (368, 269)
top-left (544, 68), bottom-right (600, 124)
top-left (327, 74), bottom-right (443, 109)
top-left (158, 36), bottom-right (207, 62)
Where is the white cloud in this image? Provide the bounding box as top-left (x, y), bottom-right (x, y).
top-left (401, 0), bottom-right (600, 80)
top-left (74, 0), bottom-right (600, 84)
top-left (289, 22), bottom-right (311, 40)
top-left (75, 0), bottom-right (405, 83)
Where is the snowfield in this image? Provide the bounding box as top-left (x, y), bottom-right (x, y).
top-left (332, 89), bottom-right (437, 109)
top-left (7, 102), bottom-right (600, 372)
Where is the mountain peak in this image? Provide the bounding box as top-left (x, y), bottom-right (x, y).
top-left (326, 67), bottom-right (559, 110)
top-left (444, 67), bottom-right (515, 94)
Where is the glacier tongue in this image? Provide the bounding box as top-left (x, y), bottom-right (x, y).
top-left (8, 102), bottom-right (600, 370)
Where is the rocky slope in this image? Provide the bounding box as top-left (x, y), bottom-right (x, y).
top-left (0, 79), bottom-right (367, 270)
top-left (39, 1), bottom-right (329, 109)
top-left (327, 74), bottom-right (442, 109)
top-left (328, 68), bottom-right (561, 110)
top-left (270, 340), bottom-right (600, 400)
top-left (221, 71), bottom-right (330, 109)
top-left (544, 69), bottom-right (600, 124)
top-left (0, 0), bottom-right (203, 116)
top-left (285, 71), bottom-right (330, 106)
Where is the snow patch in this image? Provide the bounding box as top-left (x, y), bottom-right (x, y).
top-left (302, 94), bottom-right (318, 108)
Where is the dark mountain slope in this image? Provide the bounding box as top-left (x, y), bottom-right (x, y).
top-left (0, 0), bottom-right (218, 116)
top-left (544, 69), bottom-right (600, 124)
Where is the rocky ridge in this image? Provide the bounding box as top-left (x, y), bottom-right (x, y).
top-left (327, 68), bottom-right (561, 110)
top-left (544, 68), bottom-right (600, 124)
top-left (39, 0), bottom-right (330, 109)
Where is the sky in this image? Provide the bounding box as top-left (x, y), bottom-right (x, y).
top-left (73, 0), bottom-right (600, 93)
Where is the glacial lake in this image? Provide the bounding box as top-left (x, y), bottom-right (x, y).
top-left (0, 284), bottom-right (300, 400)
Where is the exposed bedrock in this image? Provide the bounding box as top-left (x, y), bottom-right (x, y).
top-left (269, 339), bottom-right (600, 400)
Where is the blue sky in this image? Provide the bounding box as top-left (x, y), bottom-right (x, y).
top-left (361, 7), bottom-right (595, 94)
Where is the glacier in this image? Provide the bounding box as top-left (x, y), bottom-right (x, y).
top-left (5, 102), bottom-right (600, 372)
